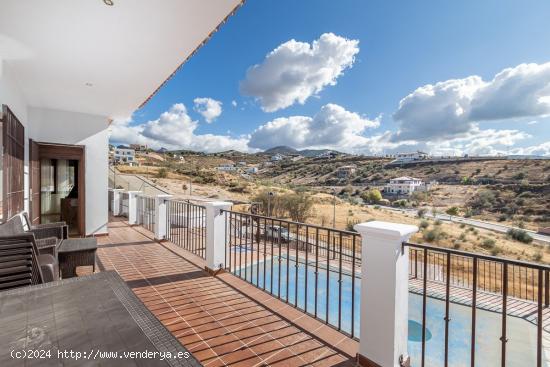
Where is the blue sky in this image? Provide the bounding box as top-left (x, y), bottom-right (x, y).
top-left (111, 0), bottom-right (550, 156)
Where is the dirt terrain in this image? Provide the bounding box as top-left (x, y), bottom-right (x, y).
top-left (113, 150), bottom-right (550, 263)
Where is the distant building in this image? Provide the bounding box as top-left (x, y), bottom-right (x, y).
top-left (237, 161), bottom-right (247, 166)
top-left (130, 144), bottom-right (148, 151)
top-left (246, 167), bottom-right (259, 174)
top-left (393, 151), bottom-right (429, 163)
top-left (336, 165), bottom-right (356, 178)
top-left (114, 147), bottom-right (136, 165)
top-left (271, 154), bottom-right (283, 161)
top-left (317, 151), bottom-right (337, 159)
top-left (384, 176), bottom-right (424, 195)
top-left (217, 163), bottom-right (237, 172)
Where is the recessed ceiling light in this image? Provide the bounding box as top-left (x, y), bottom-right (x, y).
top-left (103, 0), bottom-right (114, 6)
top-left (85, 82), bottom-right (93, 87)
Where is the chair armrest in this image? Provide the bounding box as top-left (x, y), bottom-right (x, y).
top-left (35, 237), bottom-right (59, 257)
top-left (37, 254), bottom-right (59, 282)
top-left (31, 221), bottom-right (67, 229)
top-left (30, 224), bottom-right (67, 240)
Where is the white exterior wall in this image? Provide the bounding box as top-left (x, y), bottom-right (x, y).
top-left (28, 107), bottom-right (109, 235)
top-left (0, 61), bottom-right (30, 214)
top-left (2, 64), bottom-right (109, 235)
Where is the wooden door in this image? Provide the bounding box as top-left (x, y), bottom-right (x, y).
top-left (29, 139), bottom-right (41, 224)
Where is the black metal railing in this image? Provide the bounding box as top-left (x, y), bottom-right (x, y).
top-left (108, 190), bottom-right (113, 212)
top-left (223, 210), bottom-right (361, 339)
top-left (166, 200), bottom-right (206, 259)
top-left (137, 195), bottom-right (155, 232)
top-left (405, 242), bottom-right (549, 367)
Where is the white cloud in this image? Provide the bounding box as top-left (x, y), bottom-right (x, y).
top-left (231, 100), bottom-right (237, 107)
top-left (248, 103), bottom-right (379, 150)
top-left (509, 141), bottom-right (550, 156)
top-left (110, 103), bottom-right (250, 153)
top-left (470, 63), bottom-right (550, 120)
top-left (392, 62), bottom-right (550, 142)
top-left (426, 126), bottom-right (530, 156)
top-left (240, 33), bottom-right (359, 112)
top-left (193, 97), bottom-right (222, 123)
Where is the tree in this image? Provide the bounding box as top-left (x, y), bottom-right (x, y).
top-left (156, 168), bottom-right (168, 178)
top-left (446, 206), bottom-right (459, 216)
top-left (468, 189), bottom-right (497, 210)
top-left (283, 192), bottom-right (314, 222)
top-left (361, 189), bottom-right (382, 204)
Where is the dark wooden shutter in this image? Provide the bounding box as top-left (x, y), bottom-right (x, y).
top-left (2, 105), bottom-right (25, 221)
top-left (29, 140), bottom-right (41, 224)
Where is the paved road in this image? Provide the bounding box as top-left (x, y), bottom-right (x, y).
top-left (109, 168), bottom-right (171, 196)
top-left (367, 205), bottom-right (550, 244)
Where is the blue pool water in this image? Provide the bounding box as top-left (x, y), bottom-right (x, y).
top-left (236, 256), bottom-right (544, 367)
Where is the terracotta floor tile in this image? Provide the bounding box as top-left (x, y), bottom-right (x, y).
top-left (96, 218), bottom-right (358, 367)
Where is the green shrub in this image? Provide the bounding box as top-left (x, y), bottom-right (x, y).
top-left (490, 246), bottom-right (502, 256)
top-left (417, 208), bottom-right (428, 218)
top-left (434, 219), bottom-right (443, 226)
top-left (481, 238), bottom-right (496, 249)
top-left (506, 229), bottom-right (533, 244)
top-left (423, 228), bottom-right (444, 243)
top-left (533, 251), bottom-right (543, 262)
top-left (156, 168), bottom-right (168, 178)
top-left (419, 220), bottom-right (429, 229)
top-left (360, 189), bottom-right (383, 204)
top-left (446, 206), bottom-right (459, 216)
top-left (346, 219), bottom-right (360, 232)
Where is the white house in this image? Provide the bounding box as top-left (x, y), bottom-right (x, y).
top-left (114, 147), bottom-right (136, 165)
top-left (217, 163), bottom-right (237, 172)
top-left (246, 167), bottom-right (259, 174)
top-left (318, 151), bottom-right (337, 159)
top-left (271, 154), bottom-right (283, 161)
top-left (336, 165), bottom-right (356, 178)
top-left (392, 151), bottom-right (429, 163)
top-left (384, 176), bottom-right (425, 195)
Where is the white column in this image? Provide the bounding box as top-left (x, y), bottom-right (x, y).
top-left (111, 189), bottom-right (124, 216)
top-left (354, 221), bottom-right (418, 367)
top-left (127, 191), bottom-right (141, 225)
top-left (154, 194), bottom-right (172, 240)
top-left (204, 201), bottom-right (232, 273)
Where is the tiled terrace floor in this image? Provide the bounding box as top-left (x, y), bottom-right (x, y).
top-left (95, 219), bottom-right (358, 367)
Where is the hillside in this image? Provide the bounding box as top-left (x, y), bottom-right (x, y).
top-left (263, 157), bottom-right (550, 185)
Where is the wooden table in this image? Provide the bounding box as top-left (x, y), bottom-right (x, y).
top-left (0, 271), bottom-right (202, 366)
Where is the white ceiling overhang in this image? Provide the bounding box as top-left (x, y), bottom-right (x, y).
top-left (0, 0), bottom-right (244, 120)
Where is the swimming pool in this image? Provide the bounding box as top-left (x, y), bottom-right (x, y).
top-left (235, 256), bottom-right (547, 366)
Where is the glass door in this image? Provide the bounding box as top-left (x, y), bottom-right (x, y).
top-left (40, 158), bottom-right (79, 235)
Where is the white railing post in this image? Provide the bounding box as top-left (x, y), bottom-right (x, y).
top-left (204, 201), bottom-right (232, 274)
top-left (111, 189), bottom-right (124, 216)
top-left (127, 191), bottom-right (141, 225)
top-left (154, 194), bottom-right (172, 240)
top-left (354, 221), bottom-right (418, 367)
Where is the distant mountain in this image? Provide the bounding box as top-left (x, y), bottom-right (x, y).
top-left (299, 149), bottom-right (338, 157)
top-left (263, 146), bottom-right (299, 155)
top-left (262, 146), bottom-right (346, 157)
